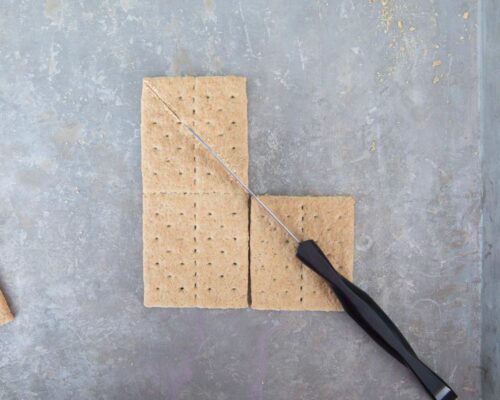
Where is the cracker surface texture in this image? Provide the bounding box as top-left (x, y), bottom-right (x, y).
top-left (142, 76), bottom-right (249, 308)
top-left (0, 289), bottom-right (13, 326)
top-left (250, 196), bottom-right (354, 311)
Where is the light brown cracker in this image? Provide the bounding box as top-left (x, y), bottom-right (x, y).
top-left (0, 289), bottom-right (13, 326)
top-left (143, 192), bottom-right (248, 308)
top-left (250, 196), bottom-right (354, 311)
top-left (142, 76), bottom-right (248, 194)
top-left (142, 76), bottom-right (249, 309)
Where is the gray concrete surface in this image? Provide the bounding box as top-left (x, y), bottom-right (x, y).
top-left (481, 0), bottom-right (500, 399)
top-left (0, 1), bottom-right (485, 399)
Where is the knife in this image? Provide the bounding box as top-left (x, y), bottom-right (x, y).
top-left (147, 84), bottom-right (457, 400)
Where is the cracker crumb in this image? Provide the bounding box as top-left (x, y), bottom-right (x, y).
top-left (463, 11), bottom-right (469, 20)
top-left (432, 60), bottom-right (442, 68)
top-left (380, 0), bottom-right (393, 33)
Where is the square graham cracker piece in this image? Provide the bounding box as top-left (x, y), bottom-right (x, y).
top-left (143, 192), bottom-right (249, 308)
top-left (141, 76), bottom-right (249, 309)
top-left (142, 76), bottom-right (248, 194)
top-left (0, 289), bottom-right (13, 325)
top-left (250, 196), bottom-right (355, 311)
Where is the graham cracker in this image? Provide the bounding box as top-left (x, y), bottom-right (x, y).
top-left (250, 196), bottom-right (355, 311)
top-left (142, 76), bottom-right (248, 194)
top-left (0, 289), bottom-right (13, 326)
top-left (142, 76), bottom-right (249, 309)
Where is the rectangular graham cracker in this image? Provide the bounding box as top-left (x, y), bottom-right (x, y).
top-left (250, 196), bottom-right (355, 311)
top-left (0, 289), bottom-right (13, 326)
top-left (141, 76), bottom-right (249, 308)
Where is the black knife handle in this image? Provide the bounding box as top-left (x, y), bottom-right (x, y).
top-left (296, 240), bottom-right (457, 400)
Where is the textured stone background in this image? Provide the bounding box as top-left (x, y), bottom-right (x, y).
top-left (0, 1), bottom-right (488, 399)
top-left (481, 0), bottom-right (500, 399)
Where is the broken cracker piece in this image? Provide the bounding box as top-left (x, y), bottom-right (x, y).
top-left (250, 196), bottom-right (354, 311)
top-left (0, 289), bottom-right (13, 326)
